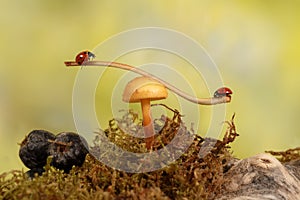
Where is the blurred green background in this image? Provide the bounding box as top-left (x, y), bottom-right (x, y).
top-left (1, 0), bottom-right (300, 173)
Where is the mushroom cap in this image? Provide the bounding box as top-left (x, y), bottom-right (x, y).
top-left (123, 76), bottom-right (168, 103)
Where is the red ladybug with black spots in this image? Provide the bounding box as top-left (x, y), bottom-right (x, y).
top-left (214, 87), bottom-right (233, 98)
top-left (75, 51), bottom-right (95, 65)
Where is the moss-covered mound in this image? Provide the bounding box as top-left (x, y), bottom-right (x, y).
top-left (1, 108), bottom-right (239, 200)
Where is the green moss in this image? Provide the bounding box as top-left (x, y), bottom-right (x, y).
top-left (1, 107), bottom-right (239, 200)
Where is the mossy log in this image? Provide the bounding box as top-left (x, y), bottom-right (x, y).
top-left (217, 153), bottom-right (300, 200)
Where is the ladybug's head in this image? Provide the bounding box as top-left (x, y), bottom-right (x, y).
top-left (213, 87), bottom-right (233, 98)
top-left (87, 51), bottom-right (96, 59)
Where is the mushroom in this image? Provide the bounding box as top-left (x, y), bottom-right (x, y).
top-left (123, 76), bottom-right (168, 149)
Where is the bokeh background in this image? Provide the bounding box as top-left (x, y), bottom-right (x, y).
top-left (1, 0), bottom-right (300, 173)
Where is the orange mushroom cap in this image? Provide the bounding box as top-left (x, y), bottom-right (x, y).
top-left (123, 76), bottom-right (168, 103)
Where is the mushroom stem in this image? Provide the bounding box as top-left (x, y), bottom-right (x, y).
top-left (140, 99), bottom-right (154, 150)
top-left (65, 61), bottom-right (231, 105)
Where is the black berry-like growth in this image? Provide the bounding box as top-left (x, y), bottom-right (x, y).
top-left (19, 130), bottom-right (55, 169)
top-left (49, 132), bottom-right (89, 172)
top-left (26, 168), bottom-right (45, 178)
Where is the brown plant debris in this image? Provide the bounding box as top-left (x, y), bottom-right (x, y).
top-left (266, 147), bottom-right (300, 163)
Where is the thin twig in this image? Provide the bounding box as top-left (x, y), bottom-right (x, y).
top-left (65, 61), bottom-right (231, 105)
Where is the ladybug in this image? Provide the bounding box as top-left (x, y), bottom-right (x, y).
top-left (75, 51), bottom-right (95, 65)
top-left (213, 87), bottom-right (233, 98)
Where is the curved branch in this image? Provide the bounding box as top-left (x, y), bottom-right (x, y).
top-left (64, 61), bottom-right (231, 105)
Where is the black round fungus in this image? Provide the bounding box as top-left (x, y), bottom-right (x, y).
top-left (49, 132), bottom-right (89, 173)
top-left (26, 168), bottom-right (45, 178)
top-left (19, 130), bottom-right (55, 169)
